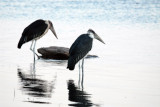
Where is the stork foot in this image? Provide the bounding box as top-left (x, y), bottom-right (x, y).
top-left (34, 53), bottom-right (40, 59)
top-left (36, 55), bottom-right (40, 59)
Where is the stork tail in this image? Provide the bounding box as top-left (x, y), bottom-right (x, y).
top-left (67, 57), bottom-right (76, 70)
top-left (17, 37), bottom-right (24, 49)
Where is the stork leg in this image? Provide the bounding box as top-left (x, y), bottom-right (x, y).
top-left (30, 40), bottom-right (34, 51)
top-left (30, 40), bottom-right (39, 59)
top-left (33, 40), bottom-right (38, 58)
top-left (78, 60), bottom-right (81, 88)
top-left (78, 58), bottom-right (85, 89)
top-left (30, 40), bottom-right (35, 61)
top-left (81, 58), bottom-right (84, 89)
top-left (82, 58), bottom-right (84, 71)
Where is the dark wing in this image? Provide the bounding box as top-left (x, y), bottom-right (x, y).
top-left (67, 34), bottom-right (93, 70)
top-left (17, 19), bottom-right (48, 48)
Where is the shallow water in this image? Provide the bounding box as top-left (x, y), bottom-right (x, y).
top-left (0, 0), bottom-right (160, 107)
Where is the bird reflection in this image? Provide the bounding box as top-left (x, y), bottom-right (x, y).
top-left (67, 80), bottom-right (93, 107)
top-left (17, 61), bottom-right (57, 104)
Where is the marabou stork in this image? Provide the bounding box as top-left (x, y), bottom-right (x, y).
top-left (67, 29), bottom-right (105, 70)
top-left (17, 19), bottom-right (58, 59)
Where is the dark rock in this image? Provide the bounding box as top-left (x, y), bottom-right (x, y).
top-left (38, 46), bottom-right (69, 60)
top-left (37, 46), bottom-right (98, 60)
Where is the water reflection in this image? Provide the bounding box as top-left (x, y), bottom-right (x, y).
top-left (39, 58), bottom-right (67, 67)
top-left (17, 61), bottom-right (57, 104)
top-left (67, 80), bottom-right (93, 107)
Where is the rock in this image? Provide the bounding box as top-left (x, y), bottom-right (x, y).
top-left (38, 46), bottom-right (69, 60)
top-left (37, 46), bottom-right (98, 60)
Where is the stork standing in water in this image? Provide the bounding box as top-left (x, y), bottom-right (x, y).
top-left (67, 29), bottom-right (105, 71)
top-left (17, 19), bottom-right (58, 60)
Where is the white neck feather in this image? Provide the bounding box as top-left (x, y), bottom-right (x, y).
top-left (88, 33), bottom-right (94, 39)
top-left (45, 20), bottom-right (50, 27)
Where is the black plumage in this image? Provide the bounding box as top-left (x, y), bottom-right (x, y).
top-left (18, 19), bottom-right (48, 49)
top-left (67, 34), bottom-right (93, 70)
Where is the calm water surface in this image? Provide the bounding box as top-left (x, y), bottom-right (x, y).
top-left (0, 0), bottom-right (160, 107)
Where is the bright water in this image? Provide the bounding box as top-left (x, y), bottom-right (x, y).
top-left (0, 0), bottom-right (160, 107)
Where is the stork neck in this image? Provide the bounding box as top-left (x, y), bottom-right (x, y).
top-left (88, 33), bottom-right (94, 39)
top-left (45, 20), bottom-right (50, 28)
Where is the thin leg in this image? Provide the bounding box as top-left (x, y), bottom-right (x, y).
top-left (30, 40), bottom-right (34, 51)
top-left (33, 59), bottom-right (35, 72)
top-left (30, 40), bottom-right (35, 61)
top-left (81, 58), bottom-right (84, 89)
top-left (30, 40), bottom-right (39, 59)
top-left (33, 40), bottom-right (36, 52)
top-left (82, 58), bottom-right (84, 74)
top-left (33, 40), bottom-right (36, 61)
top-left (79, 60), bottom-right (81, 68)
top-left (33, 40), bottom-right (39, 58)
top-left (78, 61), bottom-right (81, 88)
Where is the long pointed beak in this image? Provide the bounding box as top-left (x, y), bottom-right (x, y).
top-left (50, 26), bottom-right (58, 39)
top-left (95, 33), bottom-right (105, 44)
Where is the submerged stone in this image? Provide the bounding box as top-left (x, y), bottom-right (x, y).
top-left (38, 46), bottom-right (69, 60)
top-left (37, 46), bottom-right (98, 60)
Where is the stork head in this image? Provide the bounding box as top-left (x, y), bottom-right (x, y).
top-left (88, 29), bottom-right (105, 44)
top-left (48, 20), bottom-right (58, 39)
